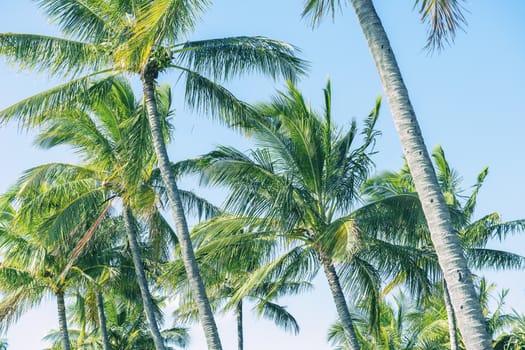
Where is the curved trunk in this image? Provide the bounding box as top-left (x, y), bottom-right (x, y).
top-left (236, 301), bottom-right (243, 350)
top-left (56, 291), bottom-right (71, 350)
top-left (443, 280), bottom-right (460, 350)
top-left (319, 251), bottom-right (360, 350)
top-left (123, 206), bottom-right (166, 350)
top-left (141, 71), bottom-right (223, 350)
top-left (348, 1), bottom-right (492, 348)
top-left (96, 291), bottom-right (112, 350)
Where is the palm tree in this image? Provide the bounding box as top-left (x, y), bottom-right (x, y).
top-left (364, 145), bottom-right (525, 349)
top-left (0, 79), bottom-right (217, 349)
top-left (28, 78), bottom-right (218, 350)
top-left (0, 195), bottom-right (104, 350)
top-left (301, 1), bottom-right (491, 348)
top-left (168, 222), bottom-right (308, 350)
top-left (189, 81), bottom-right (432, 350)
top-left (328, 290), bottom-right (455, 350)
top-left (44, 294), bottom-right (190, 350)
top-left (0, 2), bottom-right (306, 348)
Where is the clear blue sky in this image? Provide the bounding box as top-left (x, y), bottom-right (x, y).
top-left (1, 1), bottom-right (524, 349)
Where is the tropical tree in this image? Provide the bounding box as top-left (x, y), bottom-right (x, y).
top-left (328, 291), bottom-right (450, 350)
top-left (61, 227), bottom-right (190, 350)
top-left (188, 81), bottom-right (433, 350)
top-left (0, 2), bottom-right (306, 348)
top-left (0, 79), bottom-right (216, 350)
top-left (364, 145), bottom-right (525, 349)
top-left (168, 222), bottom-right (308, 350)
top-left (301, 1), bottom-right (492, 348)
top-left (0, 190), bottom-right (105, 350)
top-left (44, 294), bottom-right (190, 350)
top-left (493, 312), bottom-right (525, 350)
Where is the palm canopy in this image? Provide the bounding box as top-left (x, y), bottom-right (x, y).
top-left (363, 145), bottom-right (525, 275)
top-left (184, 81), bottom-right (433, 348)
top-left (0, 78), bottom-right (215, 336)
top-left (328, 290), bottom-right (452, 350)
top-left (165, 219), bottom-right (308, 344)
top-left (302, 0), bottom-right (467, 50)
top-left (0, 0), bottom-right (307, 128)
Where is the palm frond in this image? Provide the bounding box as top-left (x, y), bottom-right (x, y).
top-left (302, 0), bottom-right (343, 27)
top-left (123, 0), bottom-right (209, 65)
top-left (466, 248), bottom-right (525, 270)
top-left (0, 72), bottom-right (116, 127)
top-left (415, 0), bottom-right (468, 51)
top-left (182, 68), bottom-right (257, 128)
top-left (0, 33), bottom-right (105, 76)
top-left (256, 301), bottom-right (300, 335)
top-left (177, 36), bottom-right (307, 82)
top-left (36, 0), bottom-right (115, 41)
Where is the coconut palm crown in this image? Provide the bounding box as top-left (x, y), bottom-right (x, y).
top-left (185, 81), bottom-right (434, 350)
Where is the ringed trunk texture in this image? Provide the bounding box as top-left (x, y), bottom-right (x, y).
top-left (236, 301), bottom-right (243, 350)
top-left (319, 251), bottom-right (360, 350)
top-left (349, 0), bottom-right (492, 348)
top-left (56, 291), bottom-right (71, 350)
top-left (96, 291), bottom-right (112, 350)
top-left (123, 206), bottom-right (166, 350)
top-left (443, 280), bottom-right (460, 350)
top-left (141, 71), bottom-right (223, 350)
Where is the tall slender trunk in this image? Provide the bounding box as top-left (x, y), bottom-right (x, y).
top-left (56, 291), bottom-right (71, 350)
top-left (348, 1), bottom-right (492, 348)
top-left (443, 280), bottom-right (460, 350)
top-left (96, 291), bottom-right (112, 350)
top-left (141, 69), bottom-right (222, 350)
top-left (319, 250), bottom-right (360, 350)
top-left (123, 206), bottom-right (166, 350)
top-left (236, 300), bottom-right (243, 350)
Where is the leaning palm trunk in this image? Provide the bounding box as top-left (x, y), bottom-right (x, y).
top-left (123, 206), bottom-right (166, 350)
top-left (319, 251), bottom-right (360, 350)
top-left (443, 280), bottom-right (460, 350)
top-left (141, 67), bottom-right (223, 350)
top-left (348, 0), bottom-right (492, 348)
top-left (95, 290), bottom-right (112, 350)
top-left (236, 301), bottom-right (243, 350)
top-left (56, 291), bottom-right (72, 350)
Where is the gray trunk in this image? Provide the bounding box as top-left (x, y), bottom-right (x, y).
top-left (236, 301), bottom-right (243, 350)
top-left (123, 206), bottom-right (166, 350)
top-left (96, 291), bottom-right (112, 350)
top-left (56, 291), bottom-right (71, 350)
top-left (141, 70), bottom-right (222, 350)
top-left (319, 251), bottom-right (360, 350)
top-left (443, 280), bottom-right (460, 350)
top-left (349, 0), bottom-right (492, 348)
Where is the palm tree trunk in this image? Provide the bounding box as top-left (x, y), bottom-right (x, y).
top-left (443, 280), bottom-right (460, 350)
top-left (123, 205), bottom-right (166, 350)
top-left (319, 251), bottom-right (360, 350)
top-left (96, 291), bottom-right (112, 350)
top-left (141, 68), bottom-right (222, 350)
top-left (348, 1), bottom-right (492, 348)
top-left (236, 300), bottom-right (243, 350)
top-left (56, 291), bottom-right (71, 350)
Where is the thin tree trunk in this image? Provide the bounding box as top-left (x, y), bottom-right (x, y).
top-left (56, 291), bottom-right (71, 350)
top-left (123, 206), bottom-right (166, 350)
top-left (443, 280), bottom-right (460, 350)
top-left (348, 1), bottom-right (492, 348)
top-left (96, 291), bottom-right (112, 350)
top-left (319, 251), bottom-right (360, 350)
top-left (141, 69), bottom-right (222, 350)
top-left (236, 300), bottom-right (243, 350)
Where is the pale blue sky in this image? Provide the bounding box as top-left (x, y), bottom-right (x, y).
top-left (1, 1), bottom-right (524, 349)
